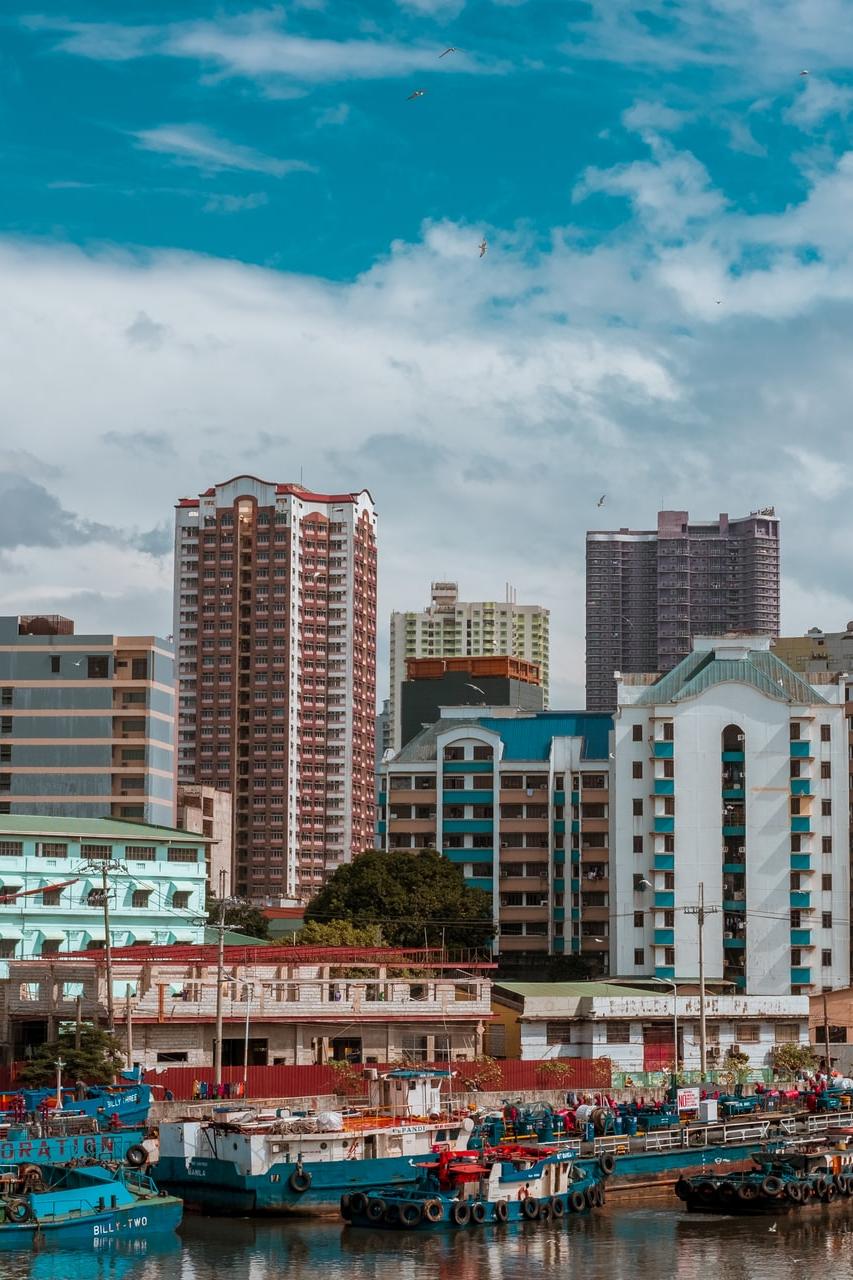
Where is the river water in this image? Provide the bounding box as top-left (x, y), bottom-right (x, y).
top-left (6, 1202), bottom-right (853, 1280)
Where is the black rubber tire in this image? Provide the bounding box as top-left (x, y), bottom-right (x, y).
top-left (521, 1197), bottom-right (540, 1220)
top-left (697, 1181), bottom-right (717, 1200)
top-left (551, 1196), bottom-right (565, 1218)
top-left (384, 1203), bottom-right (400, 1226)
top-left (674, 1177), bottom-right (690, 1202)
top-left (814, 1178), bottom-right (829, 1198)
top-left (786, 1182), bottom-right (803, 1203)
top-left (719, 1182), bottom-right (737, 1199)
top-left (569, 1190), bottom-right (586, 1213)
top-left (289, 1168), bottom-right (312, 1194)
top-left (836, 1174), bottom-right (851, 1196)
top-left (366, 1198), bottom-right (386, 1223)
top-left (762, 1176), bottom-right (784, 1197)
top-left (340, 1194), bottom-right (352, 1221)
top-left (6, 1199), bottom-right (31, 1224)
top-left (824, 1184), bottom-right (837, 1203)
top-left (494, 1200), bottom-right (509, 1223)
top-left (125, 1145), bottom-right (147, 1168)
top-left (470, 1202), bottom-right (486, 1224)
top-left (400, 1202), bottom-right (422, 1228)
top-left (349, 1192), bottom-right (368, 1216)
top-left (451, 1202), bottom-right (471, 1226)
top-left (737, 1183), bottom-right (758, 1202)
top-left (599, 1153), bottom-right (616, 1176)
top-left (801, 1184), bottom-right (812, 1203)
top-left (423, 1199), bottom-right (443, 1223)
top-left (539, 1199), bottom-right (553, 1222)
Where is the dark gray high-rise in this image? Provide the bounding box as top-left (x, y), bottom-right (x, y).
top-left (586, 509), bottom-right (780, 711)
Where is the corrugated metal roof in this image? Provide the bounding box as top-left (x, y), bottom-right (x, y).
top-left (494, 981), bottom-right (653, 999)
top-left (635, 646), bottom-right (828, 706)
top-left (393, 713), bottom-right (612, 764)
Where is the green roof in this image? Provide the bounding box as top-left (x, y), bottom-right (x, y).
top-left (635, 645), bottom-right (827, 706)
top-left (0, 816), bottom-right (213, 842)
top-left (495, 981), bottom-right (654, 999)
top-left (203, 927), bottom-right (270, 947)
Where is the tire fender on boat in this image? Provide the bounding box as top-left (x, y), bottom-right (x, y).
top-left (551, 1195), bottom-right (565, 1218)
top-left (6, 1199), bottom-right (31, 1223)
top-left (470, 1202), bottom-right (486, 1224)
top-left (423, 1199), bottom-right (443, 1223)
top-left (599, 1153), bottom-right (616, 1176)
top-left (761, 1176), bottom-right (784, 1197)
top-left (289, 1168), bottom-right (312, 1194)
top-left (125, 1145), bottom-right (147, 1168)
top-left (521, 1196), bottom-right (540, 1220)
top-left (451, 1201), bottom-right (471, 1226)
top-left (569, 1190), bottom-right (586, 1212)
top-left (349, 1192), bottom-right (368, 1217)
top-left (366, 1198), bottom-right (386, 1223)
top-left (400, 1202), bottom-right (423, 1228)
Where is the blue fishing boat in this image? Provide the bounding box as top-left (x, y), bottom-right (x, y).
top-left (8, 1080), bottom-right (152, 1131)
top-left (343, 1143), bottom-right (608, 1230)
top-left (156, 1069), bottom-right (475, 1215)
top-left (0, 1160), bottom-right (182, 1247)
top-left (0, 1128), bottom-right (150, 1169)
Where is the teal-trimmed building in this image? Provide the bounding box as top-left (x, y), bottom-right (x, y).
top-left (380, 708), bottom-right (612, 969)
top-left (0, 815), bottom-right (209, 961)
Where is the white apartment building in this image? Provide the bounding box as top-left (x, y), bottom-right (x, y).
top-left (612, 635), bottom-right (850, 997)
top-left (389, 583), bottom-right (549, 751)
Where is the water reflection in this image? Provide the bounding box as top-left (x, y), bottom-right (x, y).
top-left (2, 1203), bottom-right (853, 1280)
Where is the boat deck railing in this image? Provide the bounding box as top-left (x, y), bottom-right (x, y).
top-left (587, 1110), bottom-right (848, 1158)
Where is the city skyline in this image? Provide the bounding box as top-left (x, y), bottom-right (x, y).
top-left (4, 4), bottom-right (853, 705)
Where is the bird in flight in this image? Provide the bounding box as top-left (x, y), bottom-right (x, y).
top-left (479, 238), bottom-right (487, 258)
top-left (597, 494), bottom-right (607, 507)
top-left (439, 47), bottom-right (458, 57)
top-left (768, 1223), bottom-right (778, 1233)
top-left (407, 89), bottom-right (426, 100)
top-left (800, 69), bottom-right (809, 76)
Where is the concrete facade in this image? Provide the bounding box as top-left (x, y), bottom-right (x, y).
top-left (612, 635), bottom-right (849, 996)
top-left (587, 509), bottom-right (780, 711)
top-left (0, 816), bottom-right (208, 960)
top-left (3, 948), bottom-right (492, 1067)
top-left (0, 616), bottom-right (174, 826)
top-left (177, 784), bottom-right (233, 897)
top-left (381, 707), bottom-right (612, 970)
top-left (400, 657), bottom-right (544, 749)
top-left (174, 477), bottom-right (378, 903)
top-left (492, 982), bottom-right (810, 1072)
top-left (389, 583), bottom-right (549, 752)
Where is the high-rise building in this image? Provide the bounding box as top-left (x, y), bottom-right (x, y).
top-left (586, 509), bottom-right (780, 711)
top-left (176, 784), bottom-right (233, 897)
top-left (381, 707), bottom-right (611, 972)
top-left (0, 615), bottom-right (174, 824)
top-left (612, 634), bottom-right (849, 996)
top-left (399, 656), bottom-right (544, 749)
top-left (389, 583), bottom-right (549, 752)
top-left (174, 476), bottom-right (377, 902)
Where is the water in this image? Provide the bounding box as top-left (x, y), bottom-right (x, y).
top-left (6, 1203), bottom-right (853, 1280)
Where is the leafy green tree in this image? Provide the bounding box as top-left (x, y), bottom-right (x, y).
top-left (296, 919), bottom-right (385, 947)
top-left (206, 896), bottom-right (271, 941)
top-left (304, 849), bottom-right (494, 949)
top-left (17, 1025), bottom-right (125, 1088)
top-left (773, 1042), bottom-right (817, 1080)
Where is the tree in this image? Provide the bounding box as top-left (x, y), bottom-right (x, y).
top-left (17, 1025), bottom-right (125, 1088)
top-left (773, 1042), bottom-right (817, 1080)
top-left (304, 849), bottom-right (494, 949)
top-left (206, 896), bottom-right (271, 941)
top-left (296, 920), bottom-right (385, 948)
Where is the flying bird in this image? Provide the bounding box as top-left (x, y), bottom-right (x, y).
top-left (407, 89), bottom-right (426, 100)
top-left (768, 1223), bottom-right (778, 1233)
top-left (597, 494), bottom-right (607, 507)
top-left (439, 47), bottom-right (458, 57)
top-left (800, 69), bottom-right (809, 76)
top-left (465, 683), bottom-right (486, 696)
top-left (479, 238), bottom-right (488, 259)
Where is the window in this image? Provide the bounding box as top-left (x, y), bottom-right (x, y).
top-left (168, 848), bottom-right (199, 862)
top-left (172, 891), bottom-right (191, 909)
top-left (50, 655), bottom-right (60, 673)
top-left (822, 912), bottom-right (833, 929)
top-left (822, 800), bottom-right (832, 816)
top-left (632, 762), bottom-right (643, 779)
top-left (632, 799), bottom-right (643, 816)
top-left (472, 745), bottom-right (492, 761)
top-left (790, 910), bottom-right (801, 929)
top-left (545, 1021), bottom-right (573, 1045)
top-left (132, 890), bottom-right (151, 909)
top-left (0, 746), bottom-right (10, 763)
top-left (662, 722), bottom-right (674, 741)
top-left (821, 761), bottom-right (832, 779)
top-left (790, 798), bottom-right (801, 816)
top-left (633, 911), bottom-right (644, 928)
top-left (0, 689), bottom-right (11, 707)
top-left (156, 1051), bottom-right (188, 1063)
top-left (632, 724), bottom-right (642, 742)
top-left (41, 889), bottom-right (61, 906)
top-left (736, 1023), bottom-right (760, 1043)
top-left (39, 842), bottom-right (67, 858)
top-left (633, 836), bottom-right (643, 853)
top-left (790, 722), bottom-right (801, 741)
top-left (633, 948), bottom-right (645, 965)
top-left (664, 948), bottom-right (675, 965)
top-left (87, 888), bottom-right (106, 906)
top-left (822, 949), bottom-right (833, 967)
top-left (0, 719), bottom-right (10, 734)
top-left (132, 658), bottom-right (148, 680)
top-left (821, 724), bottom-right (831, 742)
top-left (822, 874), bottom-right (833, 891)
top-left (0, 842), bottom-right (22, 857)
top-left (127, 845), bottom-right (156, 860)
top-left (87, 655), bottom-right (109, 679)
top-left (822, 837), bottom-right (833, 854)
top-left (472, 862), bottom-right (491, 877)
top-left (81, 844), bottom-right (112, 860)
top-left (401, 1034), bottom-right (429, 1061)
top-left (605, 1023), bottom-right (630, 1044)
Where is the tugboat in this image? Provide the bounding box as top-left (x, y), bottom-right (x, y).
top-left (0, 1160), bottom-right (182, 1247)
top-left (342, 1143), bottom-right (609, 1230)
top-left (675, 1146), bottom-right (853, 1215)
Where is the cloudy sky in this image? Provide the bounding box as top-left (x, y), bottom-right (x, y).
top-left (4, 0), bottom-right (853, 704)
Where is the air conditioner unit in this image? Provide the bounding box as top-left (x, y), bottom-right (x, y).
top-left (730, 1044), bottom-right (740, 1056)
top-left (738, 846), bottom-right (746, 853)
top-left (707, 1046), bottom-right (720, 1062)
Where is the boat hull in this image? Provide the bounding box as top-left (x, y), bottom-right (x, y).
top-left (0, 1195), bottom-right (183, 1249)
top-left (0, 1131), bottom-right (147, 1167)
top-left (156, 1153), bottom-right (451, 1216)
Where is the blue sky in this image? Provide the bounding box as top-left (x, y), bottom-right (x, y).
top-left (5, 1), bottom-right (853, 701)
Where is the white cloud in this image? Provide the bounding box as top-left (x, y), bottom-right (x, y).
top-left (314, 103), bottom-right (350, 128)
top-left (133, 124), bottom-right (313, 177)
top-left (203, 191), bottom-right (270, 214)
top-left (785, 78), bottom-right (853, 128)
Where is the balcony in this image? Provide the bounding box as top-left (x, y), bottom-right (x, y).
top-left (721, 750), bottom-right (744, 763)
top-left (653, 742), bottom-right (674, 759)
top-left (791, 817), bottom-right (811, 833)
top-left (654, 928), bottom-right (674, 946)
top-left (790, 854), bottom-right (812, 871)
top-left (790, 779), bottom-right (811, 796)
top-left (654, 779), bottom-right (675, 796)
top-left (790, 929), bottom-right (813, 947)
top-left (443, 820), bottom-right (493, 834)
top-left (654, 817), bottom-right (675, 834)
top-left (790, 891), bottom-right (811, 909)
top-left (790, 741), bottom-right (812, 759)
top-left (790, 967), bottom-right (812, 986)
top-left (653, 854), bottom-right (675, 871)
top-left (654, 891), bottom-right (674, 909)
top-left (445, 789), bottom-right (493, 804)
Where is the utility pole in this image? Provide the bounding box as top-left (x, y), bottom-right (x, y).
top-left (823, 991), bottom-right (832, 1074)
top-left (214, 869), bottom-right (226, 1090)
top-left (684, 882), bottom-right (719, 1077)
top-left (74, 996), bottom-right (82, 1050)
top-left (81, 858), bottom-right (124, 1035)
top-left (125, 984), bottom-right (134, 1070)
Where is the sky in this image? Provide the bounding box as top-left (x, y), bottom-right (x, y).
top-left (4, 1), bottom-right (853, 705)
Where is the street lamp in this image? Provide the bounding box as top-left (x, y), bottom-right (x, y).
top-left (242, 979), bottom-right (255, 1095)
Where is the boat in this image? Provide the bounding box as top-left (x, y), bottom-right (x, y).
top-left (156, 1069), bottom-right (476, 1215)
top-left (0, 1125), bottom-right (150, 1169)
top-left (674, 1142), bottom-right (853, 1214)
top-left (4, 1077), bottom-right (153, 1131)
top-left (0, 1160), bottom-right (182, 1246)
top-left (342, 1143), bottom-right (608, 1230)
